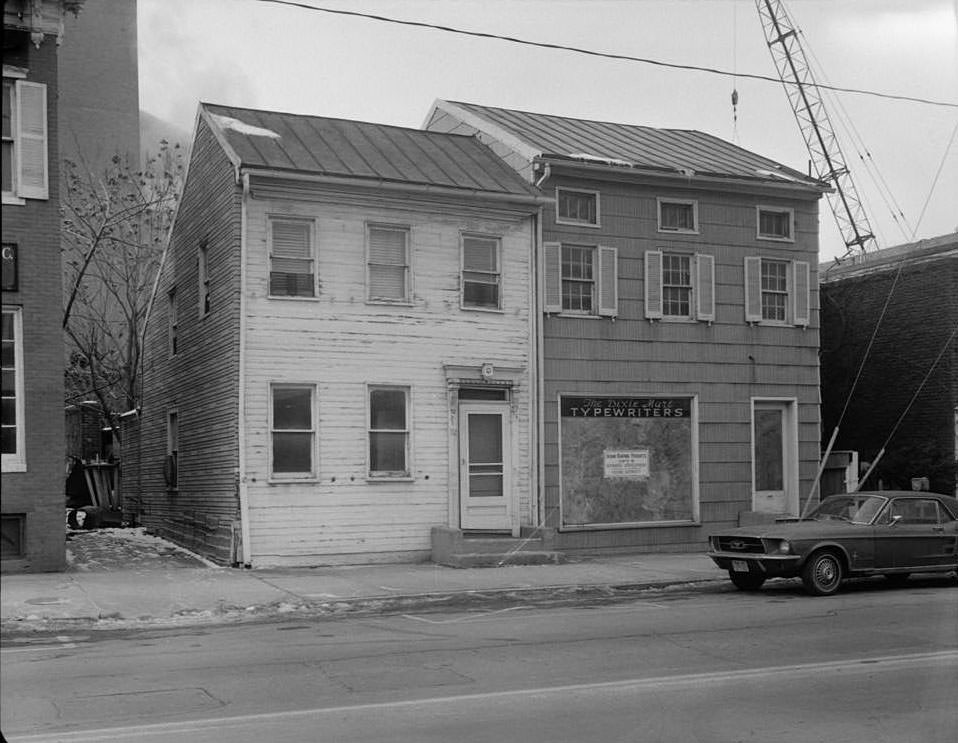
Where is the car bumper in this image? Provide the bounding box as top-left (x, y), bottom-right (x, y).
top-left (708, 551), bottom-right (803, 578)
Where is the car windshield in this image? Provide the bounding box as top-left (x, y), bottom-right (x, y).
top-left (808, 495), bottom-right (887, 524)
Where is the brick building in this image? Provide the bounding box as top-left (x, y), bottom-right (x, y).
top-left (820, 233), bottom-right (958, 496)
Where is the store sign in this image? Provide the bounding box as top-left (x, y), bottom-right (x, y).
top-left (603, 449), bottom-right (650, 479)
top-left (1, 243), bottom-right (17, 291)
top-left (561, 396), bottom-right (690, 418)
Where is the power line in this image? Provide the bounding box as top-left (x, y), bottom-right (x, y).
top-left (257, 0), bottom-right (958, 109)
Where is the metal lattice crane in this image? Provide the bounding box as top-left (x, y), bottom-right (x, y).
top-left (756, 0), bottom-right (878, 257)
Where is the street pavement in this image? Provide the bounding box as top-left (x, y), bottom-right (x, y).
top-left (1, 528), bottom-right (723, 634)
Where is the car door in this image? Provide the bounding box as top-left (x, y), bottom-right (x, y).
top-left (878, 497), bottom-right (958, 569)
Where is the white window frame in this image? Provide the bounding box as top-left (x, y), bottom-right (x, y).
top-left (166, 409), bottom-right (178, 490)
top-left (2, 69), bottom-right (47, 205)
top-left (268, 216), bottom-right (317, 299)
top-left (555, 187), bottom-right (600, 228)
top-left (367, 384), bottom-right (411, 480)
top-left (366, 224), bottom-right (411, 304)
top-left (744, 257), bottom-right (810, 327)
top-left (657, 198), bottom-right (699, 234)
top-left (460, 233), bottom-right (502, 311)
top-left (560, 244), bottom-right (597, 315)
top-left (269, 383), bottom-right (317, 481)
top-left (760, 258), bottom-right (789, 323)
top-left (756, 206), bottom-right (795, 242)
top-left (645, 251), bottom-right (715, 323)
top-left (661, 252), bottom-right (694, 319)
top-left (167, 288), bottom-right (177, 357)
top-left (1, 307), bottom-right (26, 472)
top-left (197, 240), bottom-right (210, 317)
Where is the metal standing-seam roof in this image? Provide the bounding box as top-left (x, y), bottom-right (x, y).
top-left (200, 103), bottom-right (542, 199)
top-left (438, 100), bottom-right (825, 191)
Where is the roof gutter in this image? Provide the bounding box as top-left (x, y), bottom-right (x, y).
top-left (243, 167), bottom-right (553, 207)
top-left (540, 158), bottom-right (831, 196)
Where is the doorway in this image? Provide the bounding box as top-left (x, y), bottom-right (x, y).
top-left (751, 399), bottom-right (798, 515)
top-left (458, 401), bottom-right (512, 531)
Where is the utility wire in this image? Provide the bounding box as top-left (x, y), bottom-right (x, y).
top-left (913, 118), bottom-right (958, 238)
top-left (257, 0), bottom-right (958, 109)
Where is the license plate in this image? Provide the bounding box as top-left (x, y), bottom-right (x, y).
top-left (732, 560), bottom-right (749, 573)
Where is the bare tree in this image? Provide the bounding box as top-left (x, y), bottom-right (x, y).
top-left (62, 142), bottom-right (184, 439)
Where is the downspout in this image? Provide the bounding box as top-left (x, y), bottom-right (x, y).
top-left (535, 205), bottom-right (546, 529)
top-left (237, 172), bottom-right (252, 567)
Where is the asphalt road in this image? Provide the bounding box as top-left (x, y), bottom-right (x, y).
top-left (2, 578), bottom-right (956, 742)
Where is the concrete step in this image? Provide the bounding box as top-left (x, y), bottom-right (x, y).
top-left (431, 525), bottom-right (565, 568)
top-left (441, 551), bottom-right (565, 568)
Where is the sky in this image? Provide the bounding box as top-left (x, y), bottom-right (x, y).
top-left (137, 0), bottom-right (958, 262)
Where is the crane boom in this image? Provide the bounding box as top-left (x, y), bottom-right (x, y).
top-left (756, 0), bottom-right (878, 256)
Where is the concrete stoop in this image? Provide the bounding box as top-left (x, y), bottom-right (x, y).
top-left (431, 526), bottom-right (565, 568)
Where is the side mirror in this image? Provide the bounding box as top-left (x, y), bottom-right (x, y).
top-left (888, 514), bottom-right (904, 527)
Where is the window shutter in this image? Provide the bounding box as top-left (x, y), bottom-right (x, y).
top-left (644, 251), bottom-right (663, 319)
top-left (368, 227), bottom-right (408, 300)
top-left (597, 246), bottom-right (618, 318)
top-left (16, 81), bottom-right (47, 200)
top-left (543, 241), bottom-right (562, 313)
top-left (792, 260), bottom-right (810, 327)
top-left (744, 256), bottom-right (763, 323)
top-left (695, 253), bottom-right (715, 322)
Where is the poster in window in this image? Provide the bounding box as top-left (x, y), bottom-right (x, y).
top-left (560, 396), bottom-right (694, 526)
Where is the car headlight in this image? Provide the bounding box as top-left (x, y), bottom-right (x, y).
top-left (765, 539), bottom-right (791, 555)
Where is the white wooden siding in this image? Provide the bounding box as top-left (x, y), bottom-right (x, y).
top-left (241, 193), bottom-right (535, 565)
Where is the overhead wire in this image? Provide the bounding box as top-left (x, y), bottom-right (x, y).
top-left (256, 0), bottom-right (958, 109)
top-left (912, 118), bottom-right (958, 238)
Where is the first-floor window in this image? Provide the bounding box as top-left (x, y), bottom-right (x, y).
top-left (1, 307), bottom-right (24, 470)
top-left (271, 385), bottom-right (315, 476)
top-left (368, 386), bottom-right (409, 477)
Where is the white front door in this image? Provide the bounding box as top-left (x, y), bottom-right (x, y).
top-left (752, 400), bottom-right (796, 514)
top-left (459, 402), bottom-right (512, 531)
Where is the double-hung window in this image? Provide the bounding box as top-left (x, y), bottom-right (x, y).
top-left (561, 244), bottom-right (595, 313)
top-left (198, 240), bottom-right (210, 316)
top-left (269, 218), bottom-right (315, 297)
top-left (1, 307), bottom-right (25, 471)
top-left (2, 73), bottom-right (48, 203)
top-left (271, 385), bottom-right (315, 478)
top-left (543, 242), bottom-right (618, 318)
top-left (556, 188), bottom-right (599, 227)
top-left (658, 199), bottom-right (698, 233)
top-left (757, 207), bottom-right (794, 241)
top-left (744, 257), bottom-right (810, 327)
top-left (165, 410), bottom-right (178, 489)
top-left (644, 251), bottom-right (715, 322)
top-left (167, 288), bottom-right (177, 357)
top-left (368, 386), bottom-right (409, 477)
top-left (461, 234), bottom-right (501, 309)
top-left (367, 225), bottom-right (409, 302)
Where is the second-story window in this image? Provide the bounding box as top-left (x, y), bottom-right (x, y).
top-left (167, 288), bottom-right (177, 356)
top-left (561, 244), bottom-right (595, 313)
top-left (644, 251), bottom-right (715, 323)
top-left (197, 240), bottom-right (210, 316)
top-left (461, 235), bottom-right (501, 309)
top-left (658, 199), bottom-right (698, 233)
top-left (269, 218), bottom-right (315, 297)
top-left (760, 259), bottom-right (788, 321)
top-left (556, 188), bottom-right (599, 226)
top-left (744, 256), bottom-right (809, 327)
top-left (367, 225), bottom-right (409, 303)
top-left (662, 253), bottom-right (692, 317)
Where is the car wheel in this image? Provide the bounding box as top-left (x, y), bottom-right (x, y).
top-left (801, 550), bottom-right (844, 596)
top-left (729, 572), bottom-right (766, 591)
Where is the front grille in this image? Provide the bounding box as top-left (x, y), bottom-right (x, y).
top-left (713, 536), bottom-right (766, 554)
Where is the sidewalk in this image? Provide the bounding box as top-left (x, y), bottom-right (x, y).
top-left (1, 528), bottom-right (724, 634)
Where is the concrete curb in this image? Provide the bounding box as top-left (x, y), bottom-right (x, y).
top-left (0, 577), bottom-right (727, 636)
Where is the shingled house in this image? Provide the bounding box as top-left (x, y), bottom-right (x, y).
top-left (426, 101), bottom-right (828, 555)
top-left (132, 104), bottom-right (546, 566)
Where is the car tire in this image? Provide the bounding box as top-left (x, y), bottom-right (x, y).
top-left (802, 550), bottom-right (844, 596)
top-left (729, 572), bottom-right (766, 591)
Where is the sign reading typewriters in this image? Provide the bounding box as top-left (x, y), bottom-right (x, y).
top-left (560, 397), bottom-right (690, 418)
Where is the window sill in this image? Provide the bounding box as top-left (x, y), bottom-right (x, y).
top-left (1, 460), bottom-right (27, 473)
top-left (366, 299), bottom-right (413, 307)
top-left (268, 477), bottom-right (319, 485)
top-left (461, 305), bottom-right (504, 314)
top-left (366, 475), bottom-right (414, 483)
top-left (657, 227), bottom-right (699, 235)
top-left (555, 218), bottom-right (601, 229)
top-left (268, 294), bottom-right (320, 301)
top-left (551, 312), bottom-right (602, 320)
top-left (756, 235), bottom-right (794, 243)
top-left (2, 193), bottom-right (26, 206)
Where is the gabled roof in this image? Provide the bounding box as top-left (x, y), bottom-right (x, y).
top-left (433, 100), bottom-right (825, 191)
top-left (199, 103), bottom-right (542, 200)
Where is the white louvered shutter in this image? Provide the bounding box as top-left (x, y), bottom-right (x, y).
top-left (543, 241), bottom-right (562, 313)
top-left (368, 227), bottom-right (408, 300)
top-left (695, 253), bottom-right (715, 323)
top-left (644, 251), bottom-right (663, 320)
top-left (16, 81), bottom-right (48, 200)
top-left (597, 246), bottom-right (618, 318)
top-left (792, 260), bottom-right (810, 327)
top-left (744, 256), bottom-right (763, 323)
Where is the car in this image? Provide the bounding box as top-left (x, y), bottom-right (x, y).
top-left (708, 491), bottom-right (958, 596)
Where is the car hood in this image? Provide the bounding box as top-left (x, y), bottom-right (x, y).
top-left (712, 519), bottom-right (866, 540)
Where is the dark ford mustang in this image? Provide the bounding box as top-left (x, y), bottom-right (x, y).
top-left (708, 491), bottom-right (958, 595)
